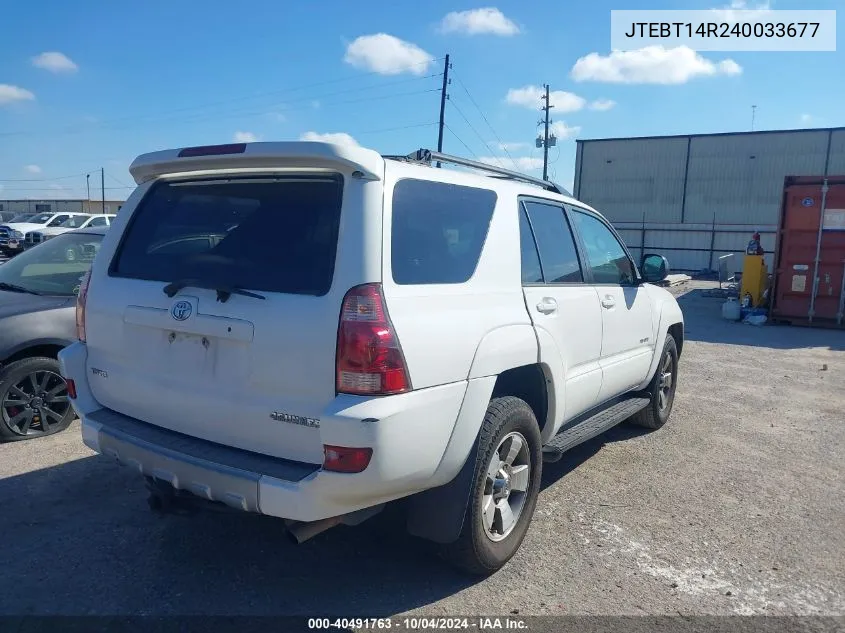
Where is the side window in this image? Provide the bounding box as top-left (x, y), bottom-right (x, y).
top-left (522, 201), bottom-right (583, 284)
top-left (518, 208), bottom-right (543, 284)
top-left (47, 214), bottom-right (69, 227)
top-left (88, 216), bottom-right (108, 227)
top-left (391, 179), bottom-right (496, 285)
top-left (571, 210), bottom-right (635, 285)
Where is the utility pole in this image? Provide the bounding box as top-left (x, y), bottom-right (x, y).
top-left (751, 105), bottom-right (757, 131)
top-left (436, 54), bottom-right (451, 167)
top-left (86, 174), bottom-right (90, 211)
top-left (101, 168), bottom-right (105, 214)
top-left (537, 84), bottom-right (555, 181)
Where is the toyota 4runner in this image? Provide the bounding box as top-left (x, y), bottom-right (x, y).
top-left (59, 141), bottom-right (684, 575)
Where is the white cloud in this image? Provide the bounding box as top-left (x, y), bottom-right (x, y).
top-left (800, 114), bottom-right (813, 124)
top-left (299, 131), bottom-right (359, 147)
top-left (589, 99), bottom-right (616, 111)
top-left (497, 141), bottom-right (529, 151)
top-left (49, 183), bottom-right (65, 190)
top-left (25, 164), bottom-right (42, 174)
top-left (478, 156), bottom-right (544, 172)
top-left (550, 121), bottom-right (581, 139)
top-left (439, 8), bottom-right (520, 36)
top-left (506, 85), bottom-right (586, 113)
top-left (710, 0), bottom-right (772, 23)
top-left (570, 46), bottom-right (742, 84)
top-left (233, 131), bottom-right (259, 143)
top-left (344, 33), bottom-right (434, 76)
top-left (32, 51), bottom-right (78, 73)
top-left (0, 84), bottom-right (35, 105)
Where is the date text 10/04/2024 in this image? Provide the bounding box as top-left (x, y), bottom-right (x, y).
top-left (307, 617), bottom-right (529, 630)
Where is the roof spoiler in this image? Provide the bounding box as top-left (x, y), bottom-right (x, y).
top-left (129, 141), bottom-right (384, 185)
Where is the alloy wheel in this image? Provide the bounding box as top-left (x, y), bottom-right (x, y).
top-left (481, 431), bottom-right (531, 542)
top-left (2, 370), bottom-right (70, 437)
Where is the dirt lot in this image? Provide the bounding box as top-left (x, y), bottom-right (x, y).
top-left (1, 282), bottom-right (843, 617)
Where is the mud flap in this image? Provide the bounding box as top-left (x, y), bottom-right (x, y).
top-left (404, 435), bottom-right (480, 544)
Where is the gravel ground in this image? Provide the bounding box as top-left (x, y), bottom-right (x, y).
top-left (1, 282), bottom-right (843, 617)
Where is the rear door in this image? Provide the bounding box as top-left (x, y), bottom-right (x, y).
top-left (569, 208), bottom-right (654, 402)
top-left (84, 173), bottom-right (360, 463)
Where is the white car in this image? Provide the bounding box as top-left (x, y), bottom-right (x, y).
top-left (59, 142), bottom-right (684, 575)
top-left (25, 214), bottom-right (116, 249)
top-left (0, 212), bottom-right (91, 256)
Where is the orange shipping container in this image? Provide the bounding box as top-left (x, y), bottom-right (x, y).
top-left (771, 176), bottom-right (845, 328)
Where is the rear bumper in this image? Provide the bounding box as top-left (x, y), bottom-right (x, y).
top-left (59, 342), bottom-right (470, 522)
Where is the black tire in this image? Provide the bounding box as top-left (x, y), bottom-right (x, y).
top-left (0, 357), bottom-right (75, 442)
top-left (440, 396), bottom-right (542, 576)
top-left (629, 335), bottom-right (679, 430)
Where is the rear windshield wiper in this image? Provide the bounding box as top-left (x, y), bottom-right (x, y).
top-left (0, 282), bottom-right (42, 296)
top-left (162, 279), bottom-right (266, 303)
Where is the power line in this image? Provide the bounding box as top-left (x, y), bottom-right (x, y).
top-left (106, 172), bottom-right (134, 189)
top-left (1, 66), bottom-right (445, 139)
top-left (0, 171), bottom-right (96, 182)
top-left (452, 75), bottom-right (515, 164)
top-left (1, 121), bottom-right (441, 192)
top-left (358, 121), bottom-right (439, 135)
top-left (448, 100), bottom-right (504, 167)
top-left (120, 74), bottom-right (442, 128)
top-left (0, 185), bottom-right (132, 193)
top-left (444, 123), bottom-right (479, 160)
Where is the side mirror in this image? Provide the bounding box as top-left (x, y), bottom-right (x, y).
top-left (641, 253), bottom-right (669, 283)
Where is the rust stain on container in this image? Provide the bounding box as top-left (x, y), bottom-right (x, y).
top-left (771, 176), bottom-right (845, 328)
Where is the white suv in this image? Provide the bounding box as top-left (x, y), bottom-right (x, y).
top-left (59, 142), bottom-right (684, 575)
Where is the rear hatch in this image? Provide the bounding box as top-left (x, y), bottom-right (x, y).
top-left (84, 166), bottom-right (375, 464)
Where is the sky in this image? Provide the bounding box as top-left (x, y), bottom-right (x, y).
top-left (0, 0), bottom-right (842, 201)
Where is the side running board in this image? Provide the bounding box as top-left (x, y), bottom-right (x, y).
top-left (542, 396), bottom-right (650, 462)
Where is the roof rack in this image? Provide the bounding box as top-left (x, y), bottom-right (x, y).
top-left (385, 148), bottom-right (571, 196)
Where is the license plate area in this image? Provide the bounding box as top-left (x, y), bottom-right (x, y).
top-left (164, 331), bottom-right (216, 374)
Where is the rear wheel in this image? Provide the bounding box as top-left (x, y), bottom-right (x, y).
top-left (629, 335), bottom-right (679, 430)
top-left (0, 357), bottom-right (74, 442)
top-left (440, 396), bottom-right (542, 575)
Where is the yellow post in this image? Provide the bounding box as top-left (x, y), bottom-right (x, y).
top-left (740, 254), bottom-right (768, 307)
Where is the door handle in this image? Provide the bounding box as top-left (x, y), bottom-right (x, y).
top-left (536, 297), bottom-right (558, 314)
top-left (601, 295), bottom-right (616, 309)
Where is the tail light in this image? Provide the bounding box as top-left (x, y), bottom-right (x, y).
top-left (76, 271), bottom-right (91, 342)
top-left (323, 445), bottom-right (373, 473)
top-left (336, 283), bottom-right (410, 395)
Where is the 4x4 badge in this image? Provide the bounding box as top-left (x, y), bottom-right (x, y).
top-left (170, 300), bottom-right (192, 321)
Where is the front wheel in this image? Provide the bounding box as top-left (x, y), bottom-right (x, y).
top-left (440, 396), bottom-right (542, 576)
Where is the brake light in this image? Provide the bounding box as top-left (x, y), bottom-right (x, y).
top-left (336, 283), bottom-right (410, 395)
top-left (178, 143), bottom-right (247, 157)
top-left (323, 445), bottom-right (373, 473)
top-left (76, 271), bottom-right (91, 342)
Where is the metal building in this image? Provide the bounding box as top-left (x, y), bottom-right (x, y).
top-left (574, 127), bottom-right (845, 274)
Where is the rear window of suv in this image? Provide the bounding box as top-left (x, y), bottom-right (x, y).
top-left (391, 179), bottom-right (496, 285)
top-left (111, 175), bottom-right (343, 296)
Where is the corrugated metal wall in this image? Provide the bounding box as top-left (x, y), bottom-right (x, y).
top-left (684, 131), bottom-right (830, 225)
top-left (576, 137), bottom-right (688, 223)
top-left (574, 127), bottom-right (845, 273)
